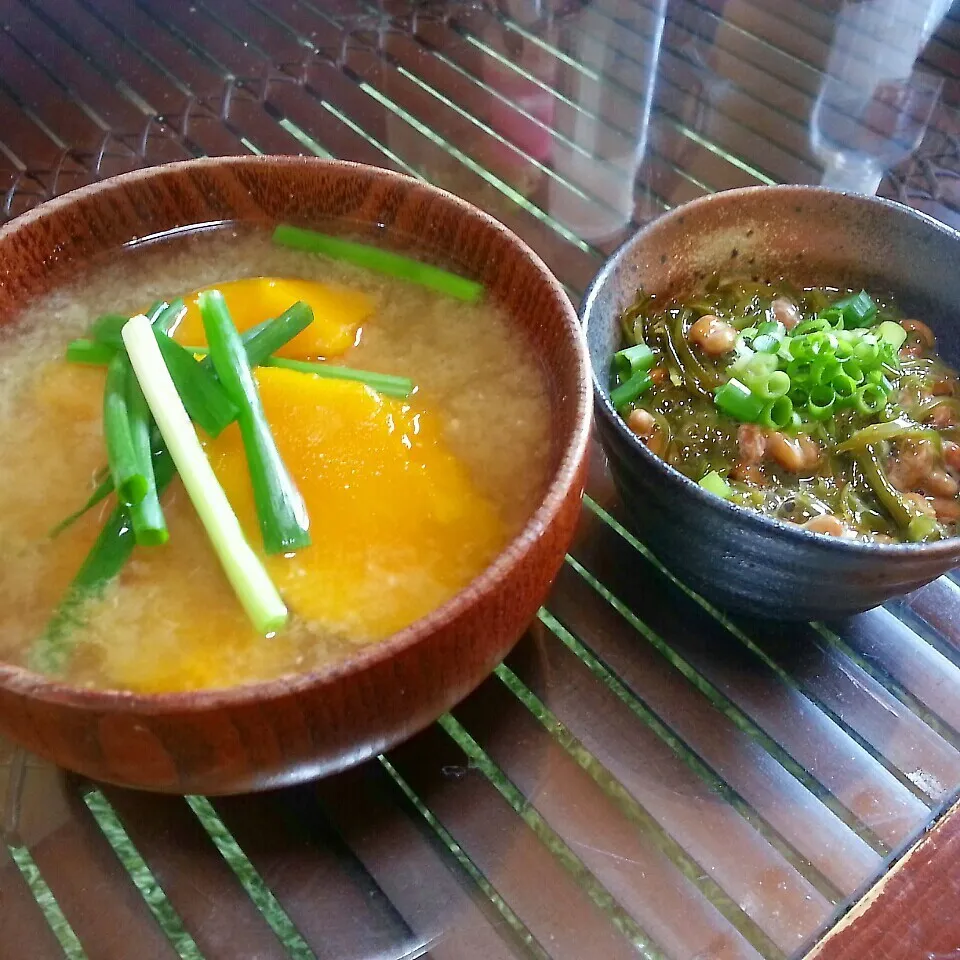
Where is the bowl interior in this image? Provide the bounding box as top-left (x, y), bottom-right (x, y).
top-left (585, 187), bottom-right (960, 390)
top-left (0, 155), bottom-right (589, 705)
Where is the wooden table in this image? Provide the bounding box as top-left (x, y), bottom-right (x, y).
top-left (3, 1), bottom-right (960, 957)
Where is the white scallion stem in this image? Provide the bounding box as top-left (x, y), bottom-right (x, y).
top-left (122, 314), bottom-right (288, 634)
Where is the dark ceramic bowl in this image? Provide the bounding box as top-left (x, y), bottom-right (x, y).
top-left (582, 185), bottom-right (960, 620)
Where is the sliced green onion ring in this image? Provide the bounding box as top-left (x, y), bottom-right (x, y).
top-left (855, 382), bottom-right (887, 416)
top-left (761, 395), bottom-right (794, 430)
top-left (831, 373), bottom-right (859, 404)
top-left (807, 384), bottom-right (836, 421)
top-left (613, 343), bottom-right (656, 377)
top-left (877, 320), bottom-right (907, 350)
top-left (714, 378), bottom-right (765, 423)
top-left (699, 471), bottom-right (731, 499)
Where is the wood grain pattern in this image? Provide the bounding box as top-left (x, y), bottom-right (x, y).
top-left (807, 799), bottom-right (960, 960)
top-left (0, 156), bottom-right (591, 795)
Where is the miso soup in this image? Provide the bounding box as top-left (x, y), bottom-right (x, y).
top-left (0, 227), bottom-right (551, 692)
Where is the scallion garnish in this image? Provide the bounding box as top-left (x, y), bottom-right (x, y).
top-left (122, 314), bottom-right (288, 635)
top-left (90, 313), bottom-right (133, 349)
top-left (65, 339), bottom-right (116, 366)
top-left (152, 298), bottom-right (188, 335)
top-left (613, 343), bottom-right (655, 377)
top-left (877, 320), bottom-right (907, 351)
top-left (760, 395), bottom-right (795, 430)
top-left (832, 290), bottom-right (878, 328)
top-left (806, 383), bottom-right (836, 421)
top-left (698, 470), bottom-right (731, 499)
top-left (66, 300), bottom-right (186, 363)
top-left (239, 301), bottom-right (313, 360)
top-left (199, 290), bottom-right (311, 556)
top-left (30, 451), bottom-right (177, 674)
top-left (854, 382), bottom-right (887, 416)
top-left (610, 370), bottom-right (652, 409)
top-left (48, 473), bottom-right (114, 537)
top-left (713, 378), bottom-right (764, 423)
top-left (154, 332), bottom-right (238, 437)
top-left (263, 357), bottom-right (413, 398)
top-left (183, 347), bottom-right (414, 399)
top-left (103, 354), bottom-right (148, 506)
top-left (272, 224), bottom-right (484, 303)
top-left (125, 373), bottom-right (168, 546)
top-left (53, 304), bottom-right (320, 536)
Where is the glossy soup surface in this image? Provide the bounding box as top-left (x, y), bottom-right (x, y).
top-left (613, 276), bottom-right (960, 543)
top-left (0, 228), bottom-right (551, 692)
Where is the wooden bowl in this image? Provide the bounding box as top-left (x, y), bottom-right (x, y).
top-left (0, 157), bottom-right (590, 794)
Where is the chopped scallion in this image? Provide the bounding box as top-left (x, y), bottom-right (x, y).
top-left (613, 343), bottom-right (655, 377)
top-left (52, 307), bottom-right (316, 535)
top-left (273, 224), bottom-right (484, 303)
top-left (713, 378), bottom-right (765, 423)
top-left (238, 301), bottom-right (313, 361)
top-left (754, 370), bottom-right (791, 401)
top-left (832, 373), bottom-right (859, 404)
top-left (90, 313), bottom-right (133, 349)
top-left (154, 332), bottom-right (238, 437)
top-left (103, 354), bottom-right (148, 507)
top-left (65, 339), bottom-right (116, 366)
top-left (877, 320), bottom-right (907, 350)
top-left (855, 382), bottom-right (887, 416)
top-left (122, 314), bottom-right (288, 635)
top-left (152, 298), bottom-right (187, 335)
top-left (185, 347), bottom-right (414, 399)
top-left (125, 373), bottom-right (168, 546)
top-left (853, 335), bottom-right (880, 364)
top-left (698, 471), bottom-right (731, 499)
top-left (752, 333), bottom-right (780, 354)
top-left (49, 473), bottom-right (114, 538)
top-left (757, 320), bottom-right (785, 338)
top-left (744, 369), bottom-right (790, 401)
top-left (743, 352), bottom-right (779, 378)
top-left (761, 395), bottom-right (795, 430)
top-left (833, 290), bottom-right (877, 328)
top-left (794, 317), bottom-right (834, 336)
top-left (807, 383), bottom-right (836, 421)
top-left (30, 452), bottom-right (177, 674)
top-left (610, 370), bottom-right (652, 409)
top-left (199, 290), bottom-right (311, 556)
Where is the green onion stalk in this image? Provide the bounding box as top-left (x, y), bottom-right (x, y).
top-left (273, 224), bottom-right (485, 303)
top-left (199, 290), bottom-right (311, 556)
top-left (53, 302), bottom-right (319, 536)
top-left (122, 313), bottom-right (289, 634)
top-left (33, 306), bottom-right (318, 671)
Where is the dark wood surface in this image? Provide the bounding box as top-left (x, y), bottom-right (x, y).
top-left (810, 797), bottom-right (960, 960)
top-left (2, 0), bottom-right (960, 957)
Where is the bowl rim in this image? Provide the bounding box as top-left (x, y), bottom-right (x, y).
top-left (0, 154), bottom-right (592, 711)
top-left (581, 182), bottom-right (960, 561)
